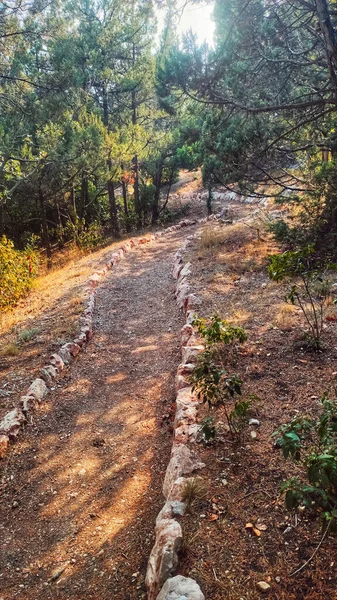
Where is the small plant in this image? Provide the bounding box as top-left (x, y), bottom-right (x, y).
top-left (268, 246), bottom-right (335, 350)
top-left (18, 327), bottom-right (40, 343)
top-left (190, 314), bottom-right (249, 436)
top-left (193, 314), bottom-right (247, 347)
top-left (229, 396), bottom-right (255, 434)
top-left (1, 343), bottom-right (20, 357)
top-left (273, 394), bottom-right (337, 530)
top-left (198, 416), bottom-right (217, 442)
top-left (182, 477), bottom-right (206, 509)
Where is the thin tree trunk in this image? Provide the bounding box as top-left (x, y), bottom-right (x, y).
top-left (103, 81), bottom-right (120, 237)
top-left (152, 164), bottom-right (162, 224)
top-left (132, 43), bottom-right (142, 229)
top-left (39, 186), bottom-right (52, 268)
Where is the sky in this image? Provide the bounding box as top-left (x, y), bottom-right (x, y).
top-left (157, 2), bottom-right (215, 46)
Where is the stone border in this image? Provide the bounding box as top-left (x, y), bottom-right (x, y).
top-left (146, 230), bottom-right (207, 600)
top-left (0, 218), bottom-right (199, 460)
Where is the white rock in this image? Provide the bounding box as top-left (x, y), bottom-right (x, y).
top-left (27, 378), bottom-right (48, 401)
top-left (257, 581), bottom-right (271, 593)
top-left (163, 445), bottom-right (205, 499)
top-left (157, 575), bottom-right (205, 600)
top-left (146, 519), bottom-right (182, 599)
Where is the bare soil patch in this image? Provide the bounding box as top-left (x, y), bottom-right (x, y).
top-left (179, 197), bottom-right (337, 599)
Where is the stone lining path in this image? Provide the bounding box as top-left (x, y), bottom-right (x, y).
top-left (0, 230), bottom-right (190, 600)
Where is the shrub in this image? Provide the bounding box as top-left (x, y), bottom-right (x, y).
top-left (190, 314), bottom-right (249, 436)
top-left (268, 246), bottom-right (335, 350)
top-left (0, 235), bottom-right (38, 310)
top-left (273, 394), bottom-right (337, 531)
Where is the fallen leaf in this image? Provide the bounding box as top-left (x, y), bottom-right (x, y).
top-left (209, 514), bottom-right (219, 521)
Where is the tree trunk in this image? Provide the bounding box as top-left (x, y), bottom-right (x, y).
top-left (315, 0), bottom-right (337, 98)
top-left (152, 164), bottom-right (162, 224)
top-left (107, 172), bottom-right (119, 238)
top-left (132, 43), bottom-right (142, 229)
top-left (79, 173), bottom-right (88, 221)
top-left (121, 178), bottom-right (131, 232)
top-left (103, 81), bottom-right (120, 237)
top-left (39, 187), bottom-right (52, 268)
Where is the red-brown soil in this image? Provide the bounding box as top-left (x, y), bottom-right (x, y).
top-left (0, 231), bottom-right (189, 599)
top-left (179, 198), bottom-right (337, 599)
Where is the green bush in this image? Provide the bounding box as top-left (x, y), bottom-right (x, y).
top-left (190, 314), bottom-right (249, 436)
top-left (268, 247), bottom-right (335, 350)
top-left (0, 235), bottom-right (39, 310)
top-left (273, 394), bottom-right (337, 531)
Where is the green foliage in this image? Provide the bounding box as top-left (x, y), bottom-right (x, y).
top-left (193, 314), bottom-right (247, 347)
top-left (274, 395), bottom-right (337, 528)
top-left (268, 247), bottom-right (334, 350)
top-left (190, 313), bottom-right (249, 436)
top-left (0, 236), bottom-right (38, 310)
top-left (229, 397), bottom-right (255, 434)
top-left (77, 223), bottom-right (104, 251)
top-left (199, 416), bottom-right (217, 442)
top-left (190, 348), bottom-right (243, 409)
top-left (18, 328), bottom-right (40, 343)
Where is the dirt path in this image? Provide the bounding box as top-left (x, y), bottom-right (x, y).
top-left (0, 231), bottom-right (189, 600)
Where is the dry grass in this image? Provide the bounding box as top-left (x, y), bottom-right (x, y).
top-left (182, 477), bottom-right (207, 509)
top-left (1, 343), bottom-right (20, 357)
top-left (274, 303), bottom-right (299, 331)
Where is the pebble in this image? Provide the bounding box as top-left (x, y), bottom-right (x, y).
top-left (12, 501), bottom-right (19, 509)
top-left (250, 431), bottom-right (257, 440)
top-left (249, 418), bottom-right (260, 427)
top-left (257, 581), bottom-right (271, 593)
top-left (275, 576), bottom-right (281, 583)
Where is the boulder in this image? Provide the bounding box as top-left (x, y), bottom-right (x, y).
top-left (163, 445), bottom-right (205, 499)
top-left (174, 387), bottom-right (199, 429)
top-left (181, 346), bottom-right (204, 365)
top-left (186, 294), bottom-right (202, 312)
top-left (172, 261), bottom-right (183, 280)
top-left (49, 353), bottom-right (65, 372)
top-left (89, 273), bottom-right (101, 287)
top-left (0, 409), bottom-right (26, 439)
top-left (146, 519), bottom-right (182, 600)
top-left (156, 501), bottom-right (186, 523)
top-left (178, 262), bottom-right (192, 281)
top-left (73, 332), bottom-right (87, 347)
top-left (176, 282), bottom-right (191, 310)
top-left (27, 378), bottom-right (48, 401)
top-left (39, 366), bottom-right (56, 386)
top-left (62, 342), bottom-right (81, 357)
top-left (174, 423), bottom-right (199, 444)
top-left (181, 324), bottom-right (194, 346)
top-left (157, 575), bottom-right (205, 600)
top-left (58, 346), bottom-right (72, 365)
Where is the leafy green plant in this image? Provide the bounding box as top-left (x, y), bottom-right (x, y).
top-left (198, 416), bottom-right (217, 442)
top-left (0, 235), bottom-right (39, 310)
top-left (18, 327), bottom-right (40, 343)
top-left (193, 314), bottom-right (247, 347)
top-left (190, 314), bottom-right (249, 436)
top-left (229, 397), bottom-right (255, 434)
top-left (268, 246), bottom-right (335, 350)
top-left (274, 394), bottom-right (337, 529)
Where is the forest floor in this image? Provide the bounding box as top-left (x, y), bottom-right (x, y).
top-left (1, 176), bottom-right (337, 600)
top-left (179, 200), bottom-right (337, 599)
